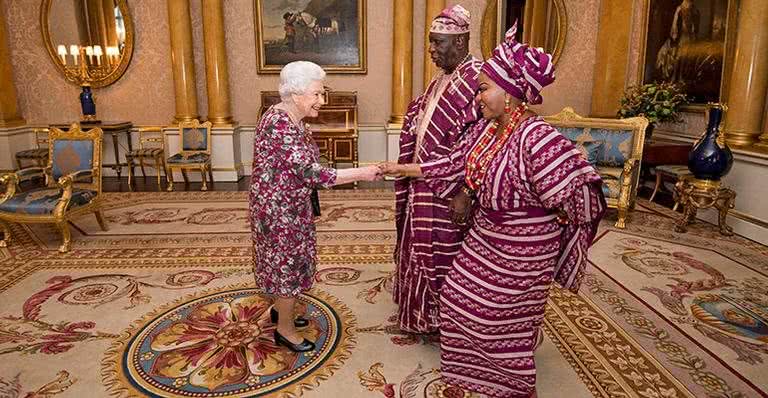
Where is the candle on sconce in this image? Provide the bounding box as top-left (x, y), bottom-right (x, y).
top-left (106, 46), bottom-right (115, 64)
top-left (69, 45), bottom-right (79, 65)
top-left (93, 45), bottom-right (103, 66)
top-left (106, 46), bottom-right (119, 64)
top-left (85, 46), bottom-right (94, 64)
top-left (57, 45), bottom-right (67, 65)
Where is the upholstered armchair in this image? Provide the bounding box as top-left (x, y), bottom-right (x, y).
top-left (0, 124), bottom-right (107, 252)
top-left (166, 119), bottom-right (213, 191)
top-left (544, 108), bottom-right (648, 228)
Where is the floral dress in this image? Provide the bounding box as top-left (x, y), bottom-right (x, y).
top-left (249, 106), bottom-right (337, 296)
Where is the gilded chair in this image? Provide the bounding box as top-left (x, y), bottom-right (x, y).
top-left (544, 108), bottom-right (648, 228)
top-left (165, 119), bottom-right (213, 191)
top-left (15, 127), bottom-right (50, 169)
top-left (0, 124), bottom-right (107, 253)
top-left (125, 126), bottom-right (166, 190)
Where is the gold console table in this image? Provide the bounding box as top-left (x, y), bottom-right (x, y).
top-left (674, 178), bottom-right (736, 236)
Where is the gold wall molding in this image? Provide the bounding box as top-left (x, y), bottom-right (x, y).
top-left (729, 209), bottom-right (768, 230)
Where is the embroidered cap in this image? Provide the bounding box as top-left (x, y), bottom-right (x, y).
top-left (429, 5), bottom-right (471, 35)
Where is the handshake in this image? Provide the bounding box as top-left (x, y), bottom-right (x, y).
top-left (343, 162), bottom-right (421, 183)
top-left (376, 162), bottom-right (418, 177)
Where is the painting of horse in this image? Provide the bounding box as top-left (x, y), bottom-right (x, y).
top-left (254, 0), bottom-right (367, 74)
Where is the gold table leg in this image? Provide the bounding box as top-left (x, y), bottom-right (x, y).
top-left (673, 178), bottom-right (736, 235)
top-left (714, 188), bottom-right (736, 236)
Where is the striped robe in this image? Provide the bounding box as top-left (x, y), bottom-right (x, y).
top-left (421, 116), bottom-right (606, 397)
top-left (393, 57), bottom-right (482, 333)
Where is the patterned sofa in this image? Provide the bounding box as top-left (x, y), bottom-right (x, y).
top-left (544, 108), bottom-right (648, 228)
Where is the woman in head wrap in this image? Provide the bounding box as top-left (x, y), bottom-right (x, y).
top-left (250, 61), bottom-right (380, 352)
top-left (383, 25), bottom-right (606, 397)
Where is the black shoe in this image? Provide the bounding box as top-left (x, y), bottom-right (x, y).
top-left (274, 330), bottom-right (315, 352)
top-left (270, 307), bottom-right (310, 328)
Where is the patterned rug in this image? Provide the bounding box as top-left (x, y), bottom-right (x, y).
top-left (0, 190), bottom-right (765, 397)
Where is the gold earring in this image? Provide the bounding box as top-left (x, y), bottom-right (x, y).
top-left (504, 96), bottom-right (511, 114)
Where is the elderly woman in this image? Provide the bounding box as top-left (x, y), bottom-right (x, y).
top-left (381, 25), bottom-right (606, 397)
top-left (250, 61), bottom-right (380, 352)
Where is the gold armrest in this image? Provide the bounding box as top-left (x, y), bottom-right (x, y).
top-left (0, 167), bottom-right (48, 203)
top-left (56, 168), bottom-right (96, 188)
top-left (0, 173), bottom-right (19, 204)
top-left (53, 173), bottom-right (77, 217)
top-left (66, 169), bottom-right (95, 183)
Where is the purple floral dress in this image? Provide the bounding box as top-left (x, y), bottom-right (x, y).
top-left (249, 106), bottom-right (337, 297)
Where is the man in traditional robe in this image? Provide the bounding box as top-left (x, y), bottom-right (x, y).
top-left (388, 5), bottom-right (482, 334)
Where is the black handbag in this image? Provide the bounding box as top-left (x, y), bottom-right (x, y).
top-left (310, 189), bottom-right (321, 217)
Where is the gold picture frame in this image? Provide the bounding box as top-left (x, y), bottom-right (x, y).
top-left (253, 0), bottom-right (367, 74)
top-left (637, 0), bottom-right (738, 112)
top-left (481, 0), bottom-right (567, 64)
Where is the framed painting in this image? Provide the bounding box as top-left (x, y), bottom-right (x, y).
top-left (638, 0), bottom-right (738, 110)
top-left (254, 0), bottom-right (367, 74)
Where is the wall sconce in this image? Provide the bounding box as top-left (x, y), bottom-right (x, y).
top-left (59, 44), bottom-right (117, 68)
top-left (56, 42), bottom-right (128, 122)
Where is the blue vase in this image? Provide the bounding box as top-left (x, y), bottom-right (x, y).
top-left (79, 85), bottom-right (96, 119)
top-left (688, 104), bottom-right (733, 180)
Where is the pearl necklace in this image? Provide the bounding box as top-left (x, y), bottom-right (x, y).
top-left (276, 103), bottom-right (305, 131)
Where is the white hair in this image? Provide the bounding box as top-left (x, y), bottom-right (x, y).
top-left (278, 61), bottom-right (326, 101)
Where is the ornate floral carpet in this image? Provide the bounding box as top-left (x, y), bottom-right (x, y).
top-left (0, 190), bottom-right (765, 397)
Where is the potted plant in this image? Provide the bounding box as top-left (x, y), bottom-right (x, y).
top-left (618, 82), bottom-right (688, 140)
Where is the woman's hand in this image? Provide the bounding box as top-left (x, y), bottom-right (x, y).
top-left (360, 165), bottom-right (383, 182)
top-left (377, 162), bottom-right (423, 178)
top-left (377, 161), bottom-right (402, 176)
top-left (333, 165), bottom-right (382, 185)
top-left (450, 189), bottom-right (473, 225)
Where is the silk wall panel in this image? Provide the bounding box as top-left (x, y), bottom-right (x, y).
top-left (534, 0), bottom-right (599, 116)
top-left (4, 0), bottom-right (174, 125)
top-left (4, 0), bottom-right (599, 125)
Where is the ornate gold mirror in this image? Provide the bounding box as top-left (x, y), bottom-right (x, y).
top-left (481, 0), bottom-right (567, 64)
top-left (41, 0), bottom-right (134, 88)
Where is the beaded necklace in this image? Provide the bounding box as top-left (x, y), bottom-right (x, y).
top-left (464, 103), bottom-right (528, 191)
